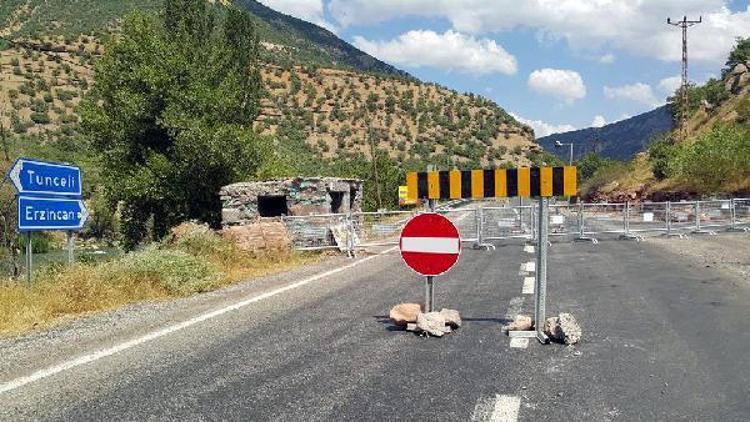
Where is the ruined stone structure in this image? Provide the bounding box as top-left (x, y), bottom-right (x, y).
top-left (220, 177), bottom-right (363, 226)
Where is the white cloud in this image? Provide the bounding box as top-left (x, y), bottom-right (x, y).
top-left (527, 68), bottom-right (586, 102)
top-left (329, 1), bottom-right (750, 66)
top-left (658, 75), bottom-right (682, 94)
top-left (604, 83), bottom-right (661, 107)
top-left (598, 53), bottom-right (616, 64)
top-left (352, 30), bottom-right (517, 75)
top-left (511, 113), bottom-right (576, 138)
top-left (591, 115), bottom-right (607, 127)
top-left (259, 0), bottom-right (336, 31)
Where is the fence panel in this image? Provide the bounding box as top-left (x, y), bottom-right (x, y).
top-left (733, 198), bottom-right (750, 229)
top-left (697, 200), bottom-right (732, 230)
top-left (581, 203), bottom-right (626, 239)
top-left (482, 206), bottom-right (533, 240)
top-left (666, 201), bottom-right (697, 234)
top-left (353, 211), bottom-right (414, 247)
top-left (548, 203), bottom-right (579, 238)
top-left (628, 202), bottom-right (669, 235)
top-left (437, 208), bottom-right (479, 242)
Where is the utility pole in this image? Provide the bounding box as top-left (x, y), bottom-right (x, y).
top-left (667, 16), bottom-right (701, 140)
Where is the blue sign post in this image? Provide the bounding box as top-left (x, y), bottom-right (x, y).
top-left (6, 158), bottom-right (87, 282)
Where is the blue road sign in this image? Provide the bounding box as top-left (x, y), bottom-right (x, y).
top-left (17, 196), bottom-right (89, 231)
top-left (7, 158), bottom-right (82, 197)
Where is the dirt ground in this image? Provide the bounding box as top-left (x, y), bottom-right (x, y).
top-left (646, 232), bottom-right (750, 284)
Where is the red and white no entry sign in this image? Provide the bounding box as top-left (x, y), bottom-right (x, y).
top-left (399, 213), bottom-right (461, 276)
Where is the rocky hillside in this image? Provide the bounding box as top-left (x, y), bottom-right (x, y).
top-left (0, 0), bottom-right (537, 169)
top-left (538, 105), bottom-right (673, 161)
top-left (581, 42), bottom-right (750, 202)
top-left (259, 65), bottom-right (537, 166)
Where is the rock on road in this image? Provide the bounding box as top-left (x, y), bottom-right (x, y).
top-left (0, 234), bottom-right (749, 421)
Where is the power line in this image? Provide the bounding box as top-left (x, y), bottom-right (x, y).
top-left (667, 16), bottom-right (701, 140)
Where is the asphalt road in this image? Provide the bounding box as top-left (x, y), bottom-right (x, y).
top-left (1, 235), bottom-right (749, 421)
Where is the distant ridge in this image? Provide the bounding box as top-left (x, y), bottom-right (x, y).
top-left (537, 105), bottom-right (673, 160)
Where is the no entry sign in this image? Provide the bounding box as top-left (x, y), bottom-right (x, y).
top-left (400, 213), bottom-right (461, 276)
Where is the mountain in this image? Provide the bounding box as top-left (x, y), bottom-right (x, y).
top-left (0, 0), bottom-right (406, 77)
top-left (0, 0), bottom-right (538, 169)
top-left (537, 105), bottom-right (673, 161)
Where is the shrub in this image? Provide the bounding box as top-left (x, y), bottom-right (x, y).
top-left (108, 247), bottom-right (218, 295)
top-left (30, 112), bottom-right (51, 125)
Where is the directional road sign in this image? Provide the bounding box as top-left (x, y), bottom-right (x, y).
top-left (17, 195), bottom-right (89, 231)
top-left (7, 158), bottom-right (82, 197)
top-left (399, 213), bottom-right (461, 276)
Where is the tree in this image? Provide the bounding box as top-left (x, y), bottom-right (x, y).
top-left (82, 0), bottom-right (263, 249)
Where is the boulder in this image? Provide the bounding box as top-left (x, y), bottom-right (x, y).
top-left (544, 313), bottom-right (582, 345)
top-left (501, 315), bottom-right (533, 332)
top-left (389, 303), bottom-right (422, 327)
top-left (730, 63), bottom-right (748, 76)
top-left (416, 312), bottom-right (448, 337)
top-left (440, 308), bottom-right (462, 328)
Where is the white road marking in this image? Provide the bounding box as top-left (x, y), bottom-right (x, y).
top-left (523, 245), bottom-right (534, 254)
top-left (520, 261), bottom-right (535, 273)
top-left (509, 338), bottom-right (529, 349)
top-left (400, 237), bottom-right (460, 254)
top-left (472, 395), bottom-right (522, 422)
top-left (491, 395), bottom-right (522, 422)
top-left (522, 277), bottom-right (535, 295)
top-left (0, 246), bottom-right (399, 395)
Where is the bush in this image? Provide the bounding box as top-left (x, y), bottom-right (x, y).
top-left (108, 247), bottom-right (217, 296)
top-left (30, 112), bottom-right (51, 125)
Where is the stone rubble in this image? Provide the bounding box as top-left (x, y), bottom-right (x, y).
top-left (389, 303), bottom-right (422, 327)
top-left (501, 315), bottom-right (533, 332)
top-left (390, 305), bottom-right (462, 337)
top-left (544, 313), bottom-right (582, 345)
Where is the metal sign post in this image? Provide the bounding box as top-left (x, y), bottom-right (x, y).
top-left (25, 232), bottom-right (32, 284)
top-left (67, 231), bottom-right (75, 265)
top-left (534, 198), bottom-right (549, 343)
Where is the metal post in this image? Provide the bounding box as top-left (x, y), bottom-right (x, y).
top-left (425, 276), bottom-right (434, 313)
top-left (730, 198), bottom-right (736, 231)
top-left (535, 198), bottom-right (549, 343)
top-left (578, 202), bottom-right (584, 238)
top-left (66, 231), bottom-right (75, 265)
top-left (624, 201), bottom-right (630, 235)
top-left (695, 201), bottom-right (701, 232)
top-left (25, 232), bottom-right (32, 284)
top-left (666, 201), bottom-right (672, 235)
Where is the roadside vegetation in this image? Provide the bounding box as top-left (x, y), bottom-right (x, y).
top-left (581, 38), bottom-right (750, 200)
top-left (0, 223), bottom-right (318, 336)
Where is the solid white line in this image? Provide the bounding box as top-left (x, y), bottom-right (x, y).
top-left (522, 277), bottom-right (535, 295)
top-left (401, 237), bottom-right (460, 254)
top-left (490, 395), bottom-right (521, 422)
top-left (509, 338), bottom-right (529, 349)
top-left (0, 246), bottom-right (399, 395)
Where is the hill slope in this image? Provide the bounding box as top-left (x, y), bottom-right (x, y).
top-left (0, 0), bottom-right (538, 170)
top-left (538, 105), bottom-right (673, 161)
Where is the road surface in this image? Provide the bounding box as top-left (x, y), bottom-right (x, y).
top-left (1, 234), bottom-right (749, 421)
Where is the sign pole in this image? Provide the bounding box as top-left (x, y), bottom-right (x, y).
top-left (425, 275), bottom-right (434, 312)
top-left (535, 198), bottom-right (549, 343)
top-left (25, 232), bottom-right (32, 284)
top-left (67, 230), bottom-right (75, 265)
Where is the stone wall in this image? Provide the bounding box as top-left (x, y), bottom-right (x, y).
top-left (220, 177), bottom-right (363, 226)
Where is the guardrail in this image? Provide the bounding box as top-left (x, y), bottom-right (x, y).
top-left (280, 198), bottom-right (750, 253)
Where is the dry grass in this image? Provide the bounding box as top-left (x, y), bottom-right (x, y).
top-left (0, 226), bottom-right (322, 336)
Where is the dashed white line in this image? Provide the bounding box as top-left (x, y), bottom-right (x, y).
top-left (0, 246), bottom-right (399, 395)
top-left (523, 245), bottom-right (534, 254)
top-left (520, 261), bottom-right (535, 273)
top-left (472, 394), bottom-right (522, 422)
top-left (522, 277), bottom-right (535, 295)
top-left (490, 395), bottom-right (521, 421)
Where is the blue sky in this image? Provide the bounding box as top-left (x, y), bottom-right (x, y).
top-left (260, 0), bottom-right (750, 136)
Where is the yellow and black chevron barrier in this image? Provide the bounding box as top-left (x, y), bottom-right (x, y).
top-left (405, 166), bottom-right (577, 200)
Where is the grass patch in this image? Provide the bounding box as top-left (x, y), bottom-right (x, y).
top-left (0, 224), bottom-right (320, 336)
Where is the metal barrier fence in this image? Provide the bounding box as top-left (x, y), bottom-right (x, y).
top-left (282, 198), bottom-right (750, 252)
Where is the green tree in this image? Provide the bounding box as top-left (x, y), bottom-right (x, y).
top-left (82, 0), bottom-right (263, 249)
